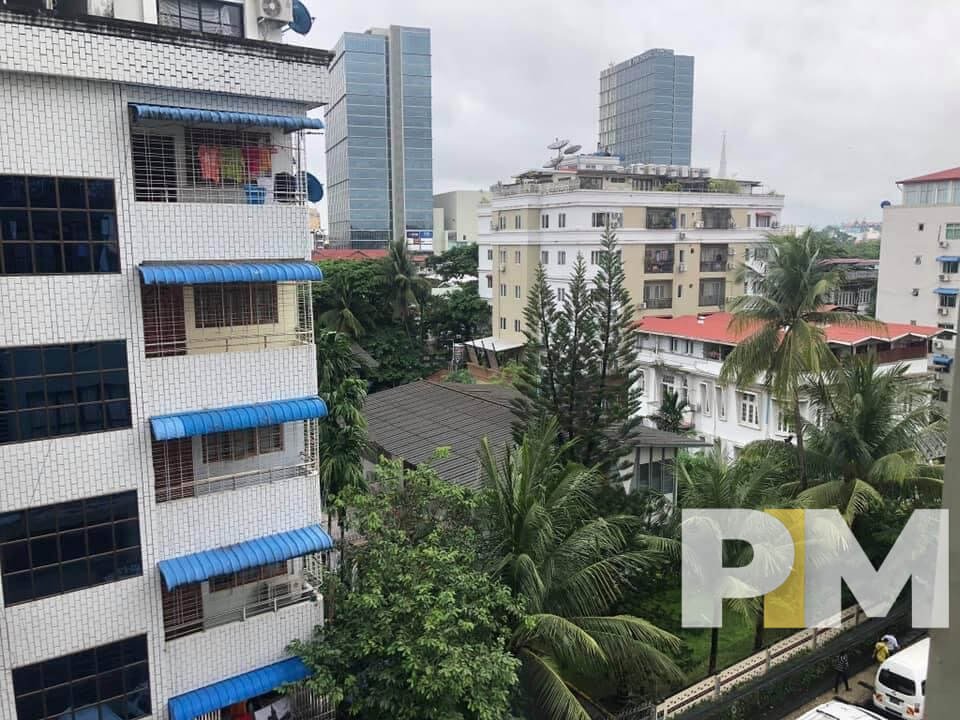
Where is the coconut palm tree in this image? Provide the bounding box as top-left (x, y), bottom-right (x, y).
top-left (652, 388), bottom-right (690, 434)
top-left (386, 237), bottom-right (429, 333)
top-left (799, 356), bottom-right (943, 522)
top-left (479, 418), bottom-right (682, 720)
top-left (719, 231), bottom-right (870, 489)
top-left (317, 273), bottom-right (366, 339)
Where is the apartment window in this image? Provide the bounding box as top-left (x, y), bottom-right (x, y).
top-left (558, 213), bottom-right (567, 228)
top-left (558, 250), bottom-right (567, 265)
top-left (946, 224), bottom-right (960, 240)
top-left (776, 404), bottom-right (794, 434)
top-left (514, 285), bottom-right (521, 299)
top-left (514, 319), bottom-right (521, 332)
top-left (699, 278), bottom-right (726, 307)
top-left (498, 215), bottom-right (506, 230)
top-left (514, 250), bottom-right (521, 264)
top-left (940, 294), bottom-right (957, 308)
top-left (677, 285), bottom-right (682, 299)
top-left (938, 322), bottom-right (955, 331)
top-left (0, 341), bottom-right (131, 445)
top-left (716, 386), bottom-right (727, 420)
top-left (12, 636), bottom-right (151, 720)
top-left (646, 208), bottom-right (676, 230)
top-left (683, 340), bottom-right (694, 355)
top-left (669, 338), bottom-right (679, 353)
top-left (0, 175), bottom-right (119, 275)
top-left (194, 283), bottom-right (278, 327)
top-left (935, 388), bottom-right (949, 403)
top-left (541, 214), bottom-right (549, 229)
top-left (158, 0), bottom-right (243, 36)
top-left (486, 248), bottom-right (493, 261)
top-left (660, 374), bottom-right (676, 401)
top-left (557, 287), bottom-right (566, 302)
top-left (499, 249), bottom-right (507, 263)
top-left (738, 391), bottom-right (759, 427)
top-left (486, 276), bottom-right (493, 289)
top-left (590, 250), bottom-right (604, 265)
top-left (152, 437), bottom-right (194, 503)
top-left (209, 561), bottom-right (288, 592)
top-left (131, 133), bottom-right (177, 202)
top-left (756, 214), bottom-right (771, 228)
top-left (0, 491), bottom-right (142, 605)
top-left (514, 215), bottom-right (522, 230)
top-left (499, 317), bottom-right (507, 330)
top-left (541, 251), bottom-right (549, 265)
top-left (499, 283), bottom-right (507, 297)
top-left (591, 211), bottom-right (622, 228)
top-left (914, 255), bottom-right (923, 265)
top-left (943, 261), bottom-right (959, 274)
top-left (637, 370), bottom-right (645, 396)
top-left (918, 223), bottom-right (925, 232)
top-left (698, 382), bottom-right (711, 415)
top-left (634, 448), bottom-right (675, 494)
top-left (142, 285), bottom-right (187, 358)
top-left (202, 425), bottom-right (283, 464)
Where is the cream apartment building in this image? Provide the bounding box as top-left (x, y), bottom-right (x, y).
top-left (477, 154), bottom-right (785, 343)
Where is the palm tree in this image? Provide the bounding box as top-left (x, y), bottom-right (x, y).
top-left (318, 273), bottom-right (366, 339)
top-left (799, 356), bottom-right (943, 522)
top-left (652, 388), bottom-right (690, 434)
top-left (719, 231), bottom-right (870, 489)
top-left (315, 330), bottom-right (356, 392)
top-left (676, 445), bottom-right (794, 666)
top-left (386, 237), bottom-right (429, 333)
top-left (479, 418), bottom-right (682, 719)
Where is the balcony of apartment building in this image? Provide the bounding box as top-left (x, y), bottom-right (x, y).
top-left (645, 246), bottom-right (674, 273)
top-left (150, 396), bottom-right (326, 503)
top-left (646, 208), bottom-right (677, 231)
top-left (158, 526), bottom-right (332, 642)
top-left (835, 338), bottom-right (930, 365)
top-left (139, 261), bottom-right (321, 357)
top-left (643, 281), bottom-right (673, 310)
top-left (700, 244), bottom-right (733, 273)
top-left (698, 278), bottom-right (727, 309)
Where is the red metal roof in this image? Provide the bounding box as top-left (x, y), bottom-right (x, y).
top-left (312, 249), bottom-right (389, 261)
top-left (898, 167), bottom-right (960, 184)
top-left (636, 312), bottom-right (941, 347)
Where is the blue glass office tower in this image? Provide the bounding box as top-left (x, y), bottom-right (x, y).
top-left (599, 49), bottom-right (694, 166)
top-left (325, 26), bottom-right (433, 249)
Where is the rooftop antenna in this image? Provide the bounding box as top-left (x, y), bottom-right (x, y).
top-left (545, 138), bottom-right (575, 168)
top-left (718, 131), bottom-right (728, 179)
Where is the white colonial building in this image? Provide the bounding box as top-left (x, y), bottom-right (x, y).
top-left (0, 4), bottom-right (333, 720)
top-left (635, 313), bottom-right (942, 457)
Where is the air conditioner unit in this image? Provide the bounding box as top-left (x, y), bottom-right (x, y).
top-left (678, 231), bottom-right (686, 240)
top-left (678, 262), bottom-right (687, 272)
top-left (726, 262), bottom-right (736, 271)
top-left (939, 240), bottom-right (950, 248)
top-left (941, 274), bottom-right (953, 282)
top-left (934, 340), bottom-right (945, 349)
top-left (499, 264), bottom-right (506, 273)
top-left (938, 307), bottom-right (951, 316)
top-left (727, 247), bottom-right (736, 256)
top-left (258, 0), bottom-right (293, 23)
top-left (640, 302), bottom-right (648, 309)
top-left (911, 288), bottom-right (920, 296)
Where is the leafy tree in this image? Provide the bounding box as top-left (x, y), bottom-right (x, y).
top-left (848, 240), bottom-right (881, 260)
top-left (707, 178), bottom-right (741, 194)
top-left (652, 389), bottom-right (690, 434)
top-left (513, 226), bottom-right (642, 474)
top-left (444, 368), bottom-right (476, 384)
top-left (427, 243), bottom-right (479, 280)
top-left (314, 259), bottom-right (390, 329)
top-left (479, 419), bottom-right (682, 719)
top-left (363, 325), bottom-right (442, 390)
top-left (799, 356), bottom-right (943, 522)
top-left (426, 286), bottom-right (491, 351)
top-left (719, 230), bottom-right (869, 489)
top-left (317, 272), bottom-right (367, 338)
top-left (292, 459), bottom-right (521, 720)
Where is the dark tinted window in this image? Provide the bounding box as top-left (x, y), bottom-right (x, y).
top-left (879, 669), bottom-right (916, 696)
top-left (0, 175), bottom-right (119, 275)
top-left (157, 0), bottom-right (243, 37)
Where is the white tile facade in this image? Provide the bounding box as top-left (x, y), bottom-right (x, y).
top-left (0, 11), bottom-right (328, 720)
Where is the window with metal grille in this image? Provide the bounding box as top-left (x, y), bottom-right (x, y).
top-left (208, 561), bottom-right (288, 592)
top-left (0, 175), bottom-right (119, 275)
top-left (131, 134), bottom-right (177, 202)
top-left (738, 391), bottom-right (759, 426)
top-left (162, 583), bottom-right (203, 640)
top-left (152, 438), bottom-right (196, 503)
top-left (157, 0), bottom-right (243, 37)
top-left (0, 341), bottom-right (131, 445)
top-left (12, 635), bottom-right (151, 720)
top-left (194, 283), bottom-right (278, 327)
top-left (141, 285), bottom-right (186, 358)
top-left (0, 491), bottom-right (142, 606)
top-left (201, 425), bottom-right (284, 464)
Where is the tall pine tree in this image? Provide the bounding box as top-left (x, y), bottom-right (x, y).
top-left (512, 224), bottom-right (642, 475)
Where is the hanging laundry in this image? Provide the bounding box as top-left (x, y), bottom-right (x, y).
top-left (242, 146), bottom-right (263, 177)
top-left (198, 145), bottom-right (221, 183)
top-left (220, 147), bottom-right (244, 183)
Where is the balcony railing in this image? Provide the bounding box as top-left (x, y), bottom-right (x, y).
top-left (699, 260), bottom-right (728, 273)
top-left (643, 297), bottom-right (673, 310)
top-left (699, 295), bottom-right (726, 308)
top-left (873, 345), bottom-right (928, 364)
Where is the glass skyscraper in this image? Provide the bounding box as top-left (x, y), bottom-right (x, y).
top-left (599, 49), bottom-right (694, 166)
top-left (325, 26), bottom-right (433, 249)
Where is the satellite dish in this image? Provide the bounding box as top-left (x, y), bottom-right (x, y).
top-left (547, 138), bottom-right (569, 150)
top-left (880, 200), bottom-right (891, 208)
top-left (563, 144), bottom-right (582, 155)
top-left (289, 0), bottom-right (313, 34)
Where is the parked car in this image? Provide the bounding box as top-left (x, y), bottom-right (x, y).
top-left (797, 700), bottom-right (886, 720)
top-left (873, 637), bottom-right (930, 719)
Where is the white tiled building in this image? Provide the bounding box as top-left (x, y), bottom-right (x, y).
top-left (0, 5), bottom-right (333, 720)
top-left (635, 313), bottom-right (941, 457)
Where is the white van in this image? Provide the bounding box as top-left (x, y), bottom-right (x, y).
top-left (797, 700), bottom-right (885, 720)
top-left (873, 637), bottom-right (930, 718)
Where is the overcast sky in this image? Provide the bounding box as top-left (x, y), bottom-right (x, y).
top-left (293, 0), bottom-right (959, 227)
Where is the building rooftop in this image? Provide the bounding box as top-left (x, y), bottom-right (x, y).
top-left (899, 167), bottom-right (960, 184)
top-left (636, 312), bottom-right (941, 347)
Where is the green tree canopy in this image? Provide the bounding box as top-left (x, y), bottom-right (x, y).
top-left (652, 389), bottom-right (690, 434)
top-left (292, 459), bottom-right (521, 720)
top-left (427, 243), bottom-right (479, 280)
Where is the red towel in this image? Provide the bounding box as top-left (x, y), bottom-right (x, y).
top-left (199, 145), bottom-right (220, 183)
top-left (243, 146), bottom-right (272, 177)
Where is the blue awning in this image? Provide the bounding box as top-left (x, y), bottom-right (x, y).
top-left (936, 256), bottom-right (960, 262)
top-left (933, 354), bottom-right (954, 367)
top-left (159, 525), bottom-right (333, 590)
top-left (168, 658), bottom-right (311, 720)
top-left (151, 397), bottom-right (327, 441)
top-left (129, 103), bottom-right (324, 131)
top-left (934, 288), bottom-right (959, 295)
top-left (139, 261), bottom-right (323, 285)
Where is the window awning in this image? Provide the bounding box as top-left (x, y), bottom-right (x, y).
top-left (151, 396), bottom-right (327, 441)
top-left (933, 354), bottom-right (954, 367)
top-left (159, 525), bottom-right (333, 590)
top-left (937, 255), bottom-right (960, 262)
top-left (168, 657), bottom-right (311, 720)
top-left (139, 261), bottom-right (323, 285)
top-left (129, 103), bottom-right (324, 131)
top-left (934, 288), bottom-right (959, 295)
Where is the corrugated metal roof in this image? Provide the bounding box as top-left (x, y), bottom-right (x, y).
top-left (130, 103), bottom-right (324, 131)
top-left (898, 167), bottom-right (960, 184)
top-left (168, 658), bottom-right (311, 720)
top-left (158, 525), bottom-right (333, 590)
top-left (139, 262), bottom-right (322, 285)
top-left (151, 397), bottom-right (327, 440)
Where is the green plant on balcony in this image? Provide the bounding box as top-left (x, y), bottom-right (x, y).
top-left (707, 178), bottom-right (741, 194)
top-left (662, 181), bottom-right (683, 192)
